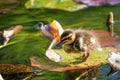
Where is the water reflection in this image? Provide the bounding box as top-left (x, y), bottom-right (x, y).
top-left (97, 64), bottom-right (120, 80)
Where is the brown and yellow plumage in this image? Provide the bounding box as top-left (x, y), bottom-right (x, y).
top-left (60, 29), bottom-right (101, 61)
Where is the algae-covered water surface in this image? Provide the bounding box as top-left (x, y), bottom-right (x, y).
top-left (0, 0), bottom-right (120, 80)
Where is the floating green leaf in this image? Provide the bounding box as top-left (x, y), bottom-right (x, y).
top-left (25, 0), bottom-right (87, 11)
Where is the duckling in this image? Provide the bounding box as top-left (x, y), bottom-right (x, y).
top-left (60, 29), bottom-right (101, 61)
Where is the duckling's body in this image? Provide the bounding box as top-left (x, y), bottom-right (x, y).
top-left (61, 29), bottom-right (101, 61)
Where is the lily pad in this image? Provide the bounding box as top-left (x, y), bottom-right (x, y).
top-left (30, 47), bottom-right (115, 72)
top-left (25, 0), bottom-right (87, 12)
top-left (0, 64), bottom-right (32, 80)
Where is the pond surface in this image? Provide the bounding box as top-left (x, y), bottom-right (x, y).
top-left (0, 1), bottom-right (120, 80)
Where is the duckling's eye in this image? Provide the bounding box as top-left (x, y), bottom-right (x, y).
top-left (62, 37), bottom-right (71, 41)
top-left (67, 37), bottom-right (71, 40)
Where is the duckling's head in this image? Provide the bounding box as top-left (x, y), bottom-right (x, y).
top-left (60, 29), bottom-right (75, 45)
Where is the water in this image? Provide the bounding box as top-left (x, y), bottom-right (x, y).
top-left (0, 1), bottom-right (120, 80)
